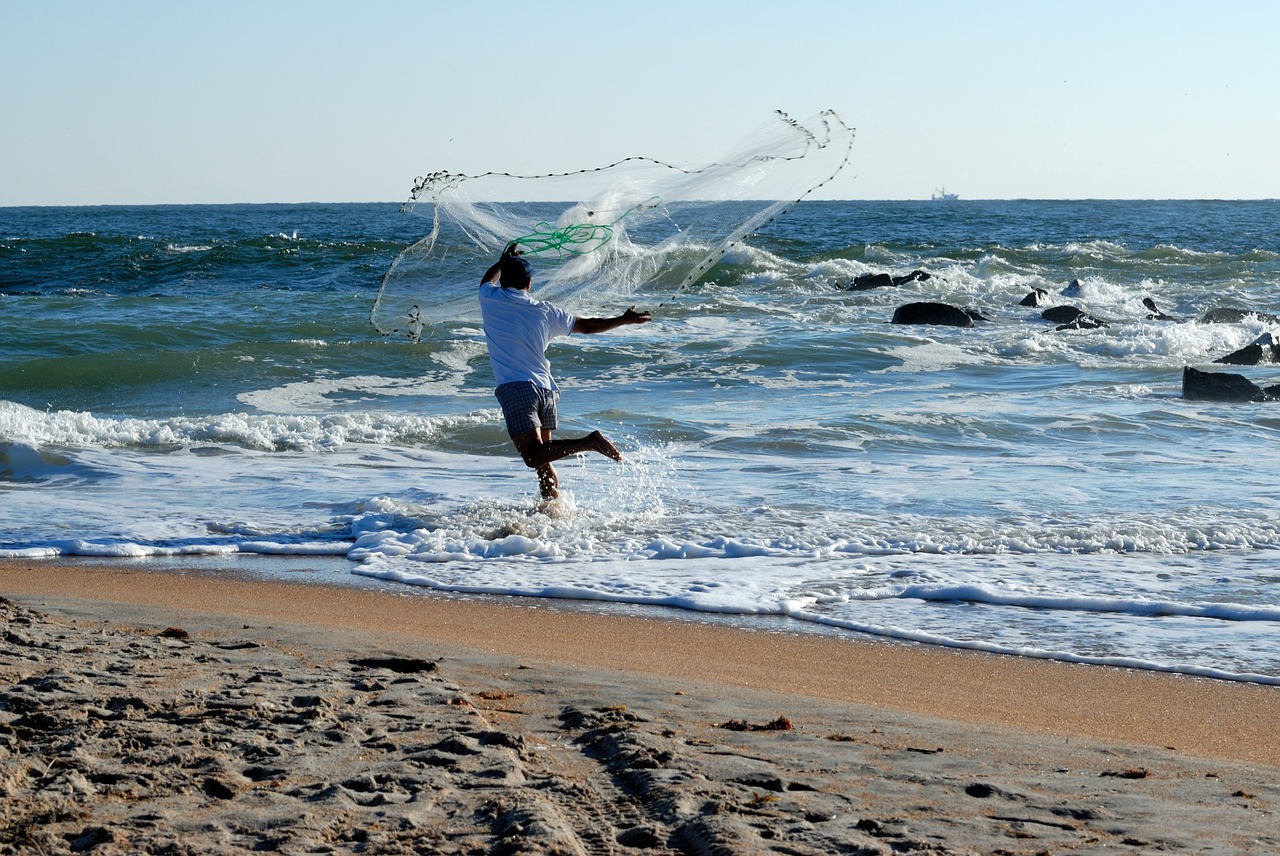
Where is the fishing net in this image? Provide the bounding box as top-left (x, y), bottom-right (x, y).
top-left (371, 109), bottom-right (855, 341)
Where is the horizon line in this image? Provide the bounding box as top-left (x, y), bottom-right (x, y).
top-left (4, 197), bottom-right (1280, 209)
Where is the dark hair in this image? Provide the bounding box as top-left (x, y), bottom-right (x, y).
top-left (499, 255), bottom-right (533, 288)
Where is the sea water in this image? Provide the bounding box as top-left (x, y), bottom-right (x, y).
top-left (3, 200), bottom-right (1279, 683)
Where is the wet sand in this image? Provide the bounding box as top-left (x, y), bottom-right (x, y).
top-left (2, 560), bottom-right (1277, 854)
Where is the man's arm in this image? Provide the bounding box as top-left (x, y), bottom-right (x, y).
top-left (572, 306), bottom-right (653, 335)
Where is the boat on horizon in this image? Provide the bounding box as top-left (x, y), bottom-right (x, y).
top-left (932, 186), bottom-right (959, 201)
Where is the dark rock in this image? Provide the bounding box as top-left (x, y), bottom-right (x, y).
top-left (845, 269), bottom-right (934, 291)
top-left (1200, 307), bottom-right (1280, 325)
top-left (1142, 297), bottom-right (1177, 321)
top-left (1020, 288), bottom-right (1049, 307)
top-left (1201, 308), bottom-right (1248, 324)
top-left (891, 302), bottom-right (974, 328)
top-left (1061, 278), bottom-right (1086, 296)
top-left (1041, 305), bottom-right (1088, 324)
top-left (1056, 317), bottom-right (1109, 331)
top-left (1042, 305), bottom-right (1108, 330)
top-left (891, 269), bottom-right (933, 286)
top-left (1182, 367), bottom-right (1267, 402)
top-left (1215, 334), bottom-right (1280, 366)
top-left (964, 308), bottom-right (993, 323)
top-left (847, 272), bottom-right (895, 291)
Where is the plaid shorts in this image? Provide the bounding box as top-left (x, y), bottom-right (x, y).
top-left (494, 382), bottom-right (558, 438)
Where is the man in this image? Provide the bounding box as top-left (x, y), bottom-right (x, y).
top-left (479, 249), bottom-right (652, 498)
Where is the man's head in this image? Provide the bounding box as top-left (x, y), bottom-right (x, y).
top-left (499, 255), bottom-right (532, 289)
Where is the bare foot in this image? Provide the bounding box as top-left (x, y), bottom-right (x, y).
top-left (588, 430), bottom-right (623, 461)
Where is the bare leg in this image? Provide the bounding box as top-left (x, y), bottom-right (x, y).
top-left (534, 429), bottom-right (560, 499)
top-left (511, 428), bottom-right (622, 498)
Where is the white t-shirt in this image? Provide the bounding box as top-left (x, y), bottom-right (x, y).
top-left (479, 282), bottom-right (576, 390)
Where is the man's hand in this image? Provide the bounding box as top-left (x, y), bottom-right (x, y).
top-left (620, 306), bottom-right (653, 325)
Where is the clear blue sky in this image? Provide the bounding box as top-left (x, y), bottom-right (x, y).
top-left (3, 0), bottom-right (1278, 204)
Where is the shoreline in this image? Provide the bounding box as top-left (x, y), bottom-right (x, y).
top-left (3, 559), bottom-right (1278, 853)
top-left (3, 559), bottom-right (1276, 767)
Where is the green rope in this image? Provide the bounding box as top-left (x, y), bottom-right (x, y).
top-left (510, 221), bottom-right (614, 257)
top-left (509, 195), bottom-right (662, 258)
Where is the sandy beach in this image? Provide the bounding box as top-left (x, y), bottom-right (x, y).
top-left (1, 560), bottom-right (1277, 854)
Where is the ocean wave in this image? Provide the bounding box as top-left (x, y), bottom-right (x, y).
top-left (844, 582), bottom-right (1280, 622)
top-left (1, 225), bottom-right (409, 294)
top-left (784, 607), bottom-right (1280, 685)
top-left (0, 539), bottom-right (349, 560)
top-left (0, 399), bottom-right (496, 452)
top-left (336, 495), bottom-right (1280, 565)
top-left (0, 442), bottom-right (100, 485)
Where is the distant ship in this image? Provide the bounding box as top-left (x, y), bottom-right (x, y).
top-left (932, 186), bottom-right (959, 201)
